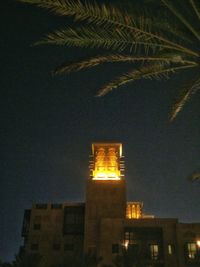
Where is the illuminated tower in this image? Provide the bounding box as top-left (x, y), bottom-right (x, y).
top-left (20, 142), bottom-right (200, 267)
top-left (91, 143), bottom-right (123, 180)
top-left (84, 143), bottom-right (126, 258)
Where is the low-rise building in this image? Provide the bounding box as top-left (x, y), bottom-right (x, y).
top-left (21, 143), bottom-right (200, 267)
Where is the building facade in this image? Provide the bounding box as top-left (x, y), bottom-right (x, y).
top-left (22, 143), bottom-right (200, 267)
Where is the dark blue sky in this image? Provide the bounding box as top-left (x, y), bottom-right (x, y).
top-left (1, 0), bottom-right (200, 262)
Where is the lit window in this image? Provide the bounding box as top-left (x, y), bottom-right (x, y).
top-left (125, 232), bottom-right (129, 240)
top-left (150, 244), bottom-right (159, 260)
top-left (124, 231), bottom-right (136, 245)
top-left (187, 243), bottom-right (197, 259)
top-left (168, 244), bottom-right (173, 255)
top-left (126, 203), bottom-right (142, 219)
top-left (124, 240), bottom-right (129, 249)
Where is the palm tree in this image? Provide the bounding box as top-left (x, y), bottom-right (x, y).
top-left (18, 0), bottom-right (200, 182)
top-left (18, 0), bottom-right (200, 121)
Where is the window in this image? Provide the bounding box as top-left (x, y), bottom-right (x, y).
top-left (34, 215), bottom-right (41, 223)
top-left (63, 206), bottom-right (85, 235)
top-left (112, 244), bottom-right (119, 254)
top-left (53, 243), bottom-right (61, 251)
top-left (64, 244), bottom-right (74, 251)
top-left (168, 244), bottom-right (174, 255)
top-left (186, 242), bottom-right (197, 259)
top-left (35, 204), bottom-right (47, 209)
top-left (65, 213), bottom-right (75, 224)
top-left (125, 231), bottom-right (129, 241)
top-left (126, 203), bottom-right (142, 219)
top-left (124, 231), bottom-right (134, 244)
top-left (51, 204), bottom-right (62, 209)
top-left (33, 223), bottom-right (41, 230)
top-left (150, 244), bottom-right (159, 260)
top-left (31, 243), bottom-right (39, 251)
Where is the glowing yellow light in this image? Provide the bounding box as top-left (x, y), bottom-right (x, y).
top-left (197, 240), bottom-right (200, 247)
top-left (91, 143), bottom-right (123, 180)
top-left (93, 172), bottom-right (120, 180)
top-left (124, 241), bottom-right (129, 249)
top-left (126, 202), bottom-right (143, 219)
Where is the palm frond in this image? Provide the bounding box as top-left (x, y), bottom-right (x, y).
top-left (54, 54), bottom-right (193, 75)
top-left (170, 76), bottom-right (200, 121)
top-left (97, 62), bottom-right (197, 97)
top-left (16, 0), bottom-right (156, 32)
top-left (54, 55), bottom-right (133, 75)
top-left (35, 26), bottom-right (168, 53)
top-left (161, 0), bottom-right (200, 42)
top-left (18, 0), bottom-right (200, 121)
top-left (36, 26), bottom-right (144, 52)
top-left (18, 0), bottom-right (142, 28)
top-left (147, 17), bottom-right (193, 44)
top-left (36, 25), bottom-right (199, 58)
top-left (19, 0), bottom-right (198, 57)
top-left (190, 0), bottom-right (200, 21)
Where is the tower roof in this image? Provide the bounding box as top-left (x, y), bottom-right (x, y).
top-left (90, 142), bottom-right (124, 180)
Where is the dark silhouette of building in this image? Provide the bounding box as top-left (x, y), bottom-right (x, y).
top-left (22, 143), bottom-right (200, 267)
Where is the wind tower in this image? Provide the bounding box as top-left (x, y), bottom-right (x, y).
top-left (84, 143), bottom-right (126, 259)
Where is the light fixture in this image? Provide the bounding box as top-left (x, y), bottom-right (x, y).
top-left (124, 240), bottom-right (129, 249)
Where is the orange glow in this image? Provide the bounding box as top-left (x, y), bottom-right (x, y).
top-left (197, 240), bottom-right (200, 248)
top-left (126, 202), bottom-right (143, 219)
top-left (90, 143), bottom-right (124, 180)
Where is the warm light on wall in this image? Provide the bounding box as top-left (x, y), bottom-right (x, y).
top-left (123, 240), bottom-right (129, 249)
top-left (90, 143), bottom-right (124, 180)
top-left (197, 240), bottom-right (200, 248)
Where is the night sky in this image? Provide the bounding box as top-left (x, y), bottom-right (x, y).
top-left (1, 0), bottom-right (200, 262)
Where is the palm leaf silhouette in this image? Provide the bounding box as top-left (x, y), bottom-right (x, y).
top-left (18, 0), bottom-right (200, 121)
